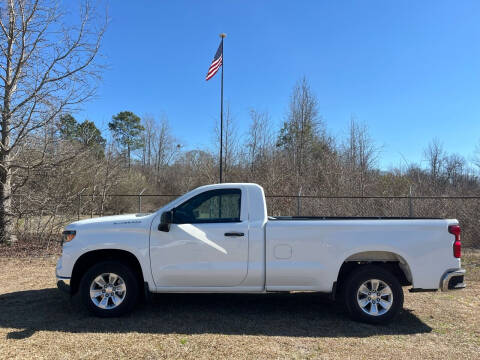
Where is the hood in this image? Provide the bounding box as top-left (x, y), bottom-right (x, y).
top-left (65, 213), bottom-right (155, 230)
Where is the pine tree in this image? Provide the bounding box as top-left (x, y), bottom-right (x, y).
top-left (109, 111), bottom-right (145, 169)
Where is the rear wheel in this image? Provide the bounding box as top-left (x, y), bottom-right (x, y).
top-left (344, 265), bottom-right (403, 324)
top-left (80, 261), bottom-right (139, 317)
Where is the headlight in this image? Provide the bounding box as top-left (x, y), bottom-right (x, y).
top-left (62, 230), bottom-right (76, 244)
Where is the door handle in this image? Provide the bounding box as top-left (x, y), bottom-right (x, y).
top-left (224, 232), bottom-right (244, 237)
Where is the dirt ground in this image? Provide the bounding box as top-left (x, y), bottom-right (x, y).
top-left (0, 252), bottom-right (479, 360)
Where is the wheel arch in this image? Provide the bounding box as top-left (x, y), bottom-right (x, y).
top-left (335, 251), bottom-right (412, 298)
top-left (70, 249), bottom-right (145, 295)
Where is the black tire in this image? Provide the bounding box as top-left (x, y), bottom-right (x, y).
top-left (79, 261), bottom-right (139, 317)
top-left (344, 265), bottom-right (403, 324)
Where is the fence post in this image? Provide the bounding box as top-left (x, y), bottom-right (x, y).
top-left (138, 188), bottom-right (146, 213)
top-left (91, 186), bottom-right (96, 218)
top-left (408, 186), bottom-right (414, 217)
top-left (77, 188), bottom-right (86, 221)
top-left (297, 187), bottom-right (302, 216)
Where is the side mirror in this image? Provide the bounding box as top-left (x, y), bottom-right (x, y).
top-left (158, 210), bottom-right (173, 232)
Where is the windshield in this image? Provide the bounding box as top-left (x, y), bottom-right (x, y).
top-left (155, 193), bottom-right (189, 213)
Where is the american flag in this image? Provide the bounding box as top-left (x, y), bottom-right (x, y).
top-left (206, 41), bottom-right (223, 81)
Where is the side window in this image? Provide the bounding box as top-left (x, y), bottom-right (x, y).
top-left (173, 189), bottom-right (241, 224)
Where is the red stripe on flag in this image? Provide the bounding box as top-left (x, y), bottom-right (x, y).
top-left (206, 55), bottom-right (222, 81)
top-left (206, 61), bottom-right (222, 80)
top-left (210, 56), bottom-right (222, 68)
top-left (206, 64), bottom-right (221, 80)
top-left (207, 62), bottom-right (221, 76)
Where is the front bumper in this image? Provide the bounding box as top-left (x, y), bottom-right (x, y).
top-left (56, 277), bottom-right (71, 294)
top-left (56, 254), bottom-right (73, 295)
top-left (441, 268), bottom-right (466, 291)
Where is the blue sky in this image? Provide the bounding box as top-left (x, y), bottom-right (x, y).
top-left (77, 1), bottom-right (480, 170)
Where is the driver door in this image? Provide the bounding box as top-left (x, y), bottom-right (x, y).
top-left (150, 188), bottom-right (249, 287)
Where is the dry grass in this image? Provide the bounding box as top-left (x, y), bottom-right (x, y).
top-left (0, 254), bottom-right (479, 360)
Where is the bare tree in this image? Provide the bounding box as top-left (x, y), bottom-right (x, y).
top-left (98, 144), bottom-right (132, 215)
top-left (444, 153), bottom-right (465, 188)
top-left (140, 114), bottom-right (180, 185)
top-left (424, 138), bottom-right (445, 186)
top-left (141, 114), bottom-right (155, 169)
top-left (152, 116), bottom-right (178, 183)
top-left (213, 103), bottom-right (239, 182)
top-left (222, 104), bottom-right (239, 182)
top-left (173, 149), bottom-right (216, 192)
top-left (277, 77), bottom-right (320, 189)
top-left (0, 0), bottom-right (105, 242)
top-left (342, 118), bottom-right (379, 195)
top-left (246, 109), bottom-right (273, 174)
top-left (473, 139), bottom-right (480, 172)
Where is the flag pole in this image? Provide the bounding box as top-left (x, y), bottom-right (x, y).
top-left (219, 33), bottom-right (226, 183)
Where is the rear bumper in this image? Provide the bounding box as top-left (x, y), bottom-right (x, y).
top-left (56, 277), bottom-right (71, 294)
top-left (440, 268), bottom-right (466, 291)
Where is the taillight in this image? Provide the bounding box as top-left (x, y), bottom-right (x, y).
top-left (448, 225), bottom-right (461, 258)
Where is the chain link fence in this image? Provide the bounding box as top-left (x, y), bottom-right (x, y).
top-left (11, 192), bottom-right (480, 248)
top-left (266, 195), bottom-right (480, 248)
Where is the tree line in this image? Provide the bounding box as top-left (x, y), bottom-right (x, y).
top-left (6, 76), bottom-right (479, 247)
top-left (1, 1), bottom-right (479, 248)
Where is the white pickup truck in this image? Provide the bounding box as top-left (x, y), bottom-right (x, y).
top-left (56, 183), bottom-right (466, 324)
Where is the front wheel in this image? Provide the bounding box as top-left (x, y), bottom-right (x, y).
top-left (79, 261), bottom-right (139, 317)
top-left (344, 265), bottom-right (404, 324)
